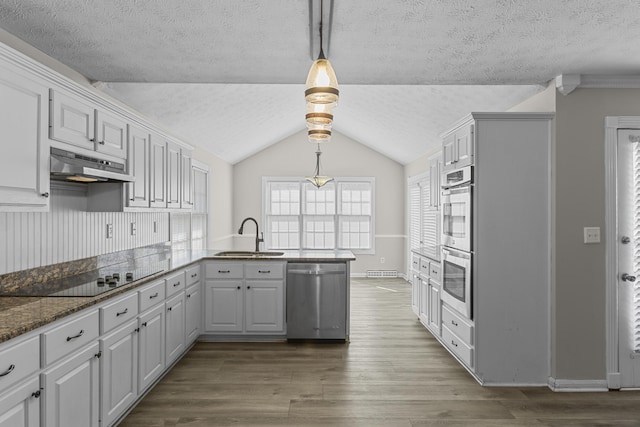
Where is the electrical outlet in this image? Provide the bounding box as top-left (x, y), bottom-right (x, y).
top-left (584, 227), bottom-right (600, 244)
top-left (153, 221), bottom-right (158, 233)
top-left (106, 223), bottom-right (113, 239)
top-left (380, 257), bottom-right (386, 264)
top-left (131, 222), bottom-right (137, 236)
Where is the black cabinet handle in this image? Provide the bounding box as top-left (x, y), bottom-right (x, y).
top-left (95, 351), bottom-right (102, 359)
top-left (451, 340), bottom-right (458, 347)
top-left (134, 327), bottom-right (140, 333)
top-left (41, 192), bottom-right (49, 198)
top-left (451, 320), bottom-right (458, 327)
top-left (149, 292), bottom-right (159, 299)
top-left (258, 270), bottom-right (271, 274)
top-left (116, 308), bottom-right (128, 317)
top-left (66, 330), bottom-right (84, 341)
top-left (0, 364), bottom-right (15, 377)
top-left (168, 307), bottom-right (172, 312)
top-left (141, 321), bottom-right (148, 327)
top-left (218, 270), bottom-right (230, 274)
top-left (173, 281), bottom-right (181, 287)
top-left (31, 390), bottom-right (41, 398)
top-left (247, 285), bottom-right (251, 289)
top-left (187, 294), bottom-right (191, 298)
top-left (191, 273), bottom-right (198, 278)
top-left (237, 286), bottom-right (241, 290)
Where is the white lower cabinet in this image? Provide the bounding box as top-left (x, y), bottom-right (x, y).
top-left (0, 377), bottom-right (40, 427)
top-left (203, 261), bottom-right (286, 336)
top-left (165, 293), bottom-right (186, 367)
top-left (138, 303), bottom-right (165, 394)
top-left (411, 271), bottom-right (420, 317)
top-left (42, 342), bottom-right (100, 427)
top-left (100, 319), bottom-right (139, 427)
top-left (418, 276), bottom-right (428, 325)
top-left (185, 282), bottom-right (202, 345)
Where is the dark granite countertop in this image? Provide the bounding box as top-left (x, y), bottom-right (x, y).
top-left (0, 249), bottom-right (355, 344)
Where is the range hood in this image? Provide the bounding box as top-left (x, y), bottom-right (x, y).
top-left (50, 147), bottom-right (135, 183)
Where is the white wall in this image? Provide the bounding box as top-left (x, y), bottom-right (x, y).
top-left (233, 129), bottom-right (405, 275)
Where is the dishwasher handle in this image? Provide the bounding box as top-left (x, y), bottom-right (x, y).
top-left (287, 269), bottom-right (344, 276)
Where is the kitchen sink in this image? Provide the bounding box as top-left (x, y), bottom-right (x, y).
top-left (214, 251), bottom-right (285, 257)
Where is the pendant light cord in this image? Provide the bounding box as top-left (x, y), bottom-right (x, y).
top-left (318, 0), bottom-right (326, 60)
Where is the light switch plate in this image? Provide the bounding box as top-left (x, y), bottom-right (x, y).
top-left (584, 227), bottom-right (601, 244)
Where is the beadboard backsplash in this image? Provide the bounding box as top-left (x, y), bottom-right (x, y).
top-left (0, 183), bottom-right (170, 275)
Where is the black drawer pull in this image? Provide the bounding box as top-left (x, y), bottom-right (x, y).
top-left (173, 281), bottom-right (181, 287)
top-left (0, 364), bottom-right (15, 377)
top-left (168, 307), bottom-right (172, 312)
top-left (149, 292), bottom-right (159, 299)
top-left (450, 320), bottom-right (458, 327)
top-left (237, 286), bottom-right (241, 290)
top-left (141, 321), bottom-right (148, 327)
top-left (31, 390), bottom-right (41, 398)
top-left (66, 330), bottom-right (84, 341)
top-left (187, 294), bottom-right (191, 298)
top-left (191, 273), bottom-right (198, 278)
top-left (247, 285), bottom-right (251, 289)
top-left (218, 270), bottom-right (230, 274)
top-left (116, 308), bottom-right (129, 317)
top-left (94, 351), bottom-right (102, 359)
top-left (258, 270), bottom-right (271, 274)
top-left (451, 340), bottom-right (458, 347)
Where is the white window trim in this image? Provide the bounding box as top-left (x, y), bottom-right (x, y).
top-left (262, 176), bottom-right (375, 255)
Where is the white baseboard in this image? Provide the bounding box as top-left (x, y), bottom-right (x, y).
top-left (548, 377), bottom-right (609, 392)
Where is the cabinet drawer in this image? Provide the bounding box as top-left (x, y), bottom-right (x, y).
top-left (43, 309), bottom-right (100, 366)
top-left (139, 279), bottom-right (166, 312)
top-left (205, 263), bottom-right (243, 279)
top-left (429, 262), bottom-right (441, 283)
top-left (441, 304), bottom-right (473, 346)
top-left (0, 335), bottom-right (39, 394)
top-left (419, 258), bottom-right (430, 277)
top-left (101, 292), bottom-right (139, 334)
top-left (165, 270), bottom-right (186, 297)
top-left (442, 325), bottom-right (473, 368)
top-left (411, 254), bottom-right (421, 271)
top-left (186, 264), bottom-right (200, 286)
top-left (245, 263), bottom-right (284, 280)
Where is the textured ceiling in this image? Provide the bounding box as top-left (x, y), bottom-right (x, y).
top-left (0, 0), bottom-right (637, 163)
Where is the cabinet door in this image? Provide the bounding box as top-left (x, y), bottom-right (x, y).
top-left (455, 124), bottom-right (473, 168)
top-left (95, 110), bottom-right (127, 159)
top-left (245, 280), bottom-right (284, 333)
top-left (166, 141), bottom-right (181, 209)
top-left (149, 135), bottom-right (167, 208)
top-left (442, 133), bottom-right (456, 171)
top-left (165, 293), bottom-right (185, 366)
top-left (0, 377), bottom-right (40, 427)
top-left (185, 283), bottom-right (202, 345)
top-left (180, 149), bottom-right (194, 209)
top-left (419, 277), bottom-right (429, 325)
top-left (127, 125), bottom-right (150, 207)
top-left (49, 90), bottom-right (95, 151)
top-left (42, 342), bottom-right (100, 427)
top-left (428, 282), bottom-right (441, 335)
top-left (100, 320), bottom-right (139, 427)
top-left (204, 281), bottom-right (243, 333)
top-left (138, 304), bottom-right (165, 394)
top-left (0, 64), bottom-right (49, 211)
top-left (411, 273), bottom-right (420, 316)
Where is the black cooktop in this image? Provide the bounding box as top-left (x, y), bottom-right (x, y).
top-left (3, 261), bottom-right (168, 298)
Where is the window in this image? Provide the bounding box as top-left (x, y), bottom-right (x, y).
top-left (264, 177), bottom-right (374, 253)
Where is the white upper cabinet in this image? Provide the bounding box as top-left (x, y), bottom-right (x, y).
top-left (166, 140), bottom-right (181, 209)
top-left (50, 89), bottom-right (128, 160)
top-left (95, 109), bottom-right (127, 159)
top-left (0, 61), bottom-right (50, 211)
top-left (442, 122), bottom-right (474, 172)
top-left (181, 149), bottom-right (194, 209)
top-left (150, 133), bottom-right (167, 209)
top-left (127, 124), bottom-right (150, 208)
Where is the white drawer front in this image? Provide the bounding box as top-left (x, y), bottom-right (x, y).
top-left (101, 292), bottom-right (139, 334)
top-left (429, 262), bottom-right (441, 283)
top-left (139, 279), bottom-right (166, 312)
top-left (245, 263), bottom-right (284, 280)
top-left (0, 335), bottom-right (39, 394)
top-left (186, 264), bottom-right (200, 287)
top-left (205, 263), bottom-right (243, 279)
top-left (43, 309), bottom-right (100, 366)
top-left (442, 304), bottom-right (473, 346)
top-left (419, 258), bottom-right (430, 277)
top-left (442, 325), bottom-right (473, 368)
top-left (411, 254), bottom-right (421, 271)
top-left (165, 270), bottom-right (186, 297)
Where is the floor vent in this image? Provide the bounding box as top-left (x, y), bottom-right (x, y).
top-left (366, 270), bottom-right (398, 278)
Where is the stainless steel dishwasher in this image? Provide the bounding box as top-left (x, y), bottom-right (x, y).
top-left (286, 262), bottom-right (347, 340)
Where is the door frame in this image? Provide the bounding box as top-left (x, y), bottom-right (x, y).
top-left (605, 116), bottom-right (640, 389)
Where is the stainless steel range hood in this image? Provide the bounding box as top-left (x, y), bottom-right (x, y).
top-left (50, 147), bottom-right (135, 183)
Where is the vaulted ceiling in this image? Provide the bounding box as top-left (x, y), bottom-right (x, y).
top-left (0, 0), bottom-right (637, 164)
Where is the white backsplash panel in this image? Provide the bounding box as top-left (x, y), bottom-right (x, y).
top-left (0, 183), bottom-right (170, 274)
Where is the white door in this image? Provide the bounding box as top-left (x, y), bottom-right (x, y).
top-left (0, 378), bottom-right (39, 427)
top-left (138, 304), bottom-right (165, 393)
top-left (245, 281), bottom-right (284, 333)
top-left (165, 293), bottom-right (185, 366)
top-left (618, 129), bottom-right (640, 388)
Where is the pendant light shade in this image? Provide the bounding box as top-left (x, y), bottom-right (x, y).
top-left (305, 56), bottom-right (339, 106)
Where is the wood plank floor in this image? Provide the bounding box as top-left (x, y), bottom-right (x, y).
top-left (119, 278), bottom-right (640, 426)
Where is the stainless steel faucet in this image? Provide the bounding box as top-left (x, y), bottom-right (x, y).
top-left (238, 217), bottom-right (264, 252)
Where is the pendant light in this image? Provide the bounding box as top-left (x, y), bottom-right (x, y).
top-left (305, 144), bottom-right (334, 188)
top-left (305, 0), bottom-right (338, 143)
